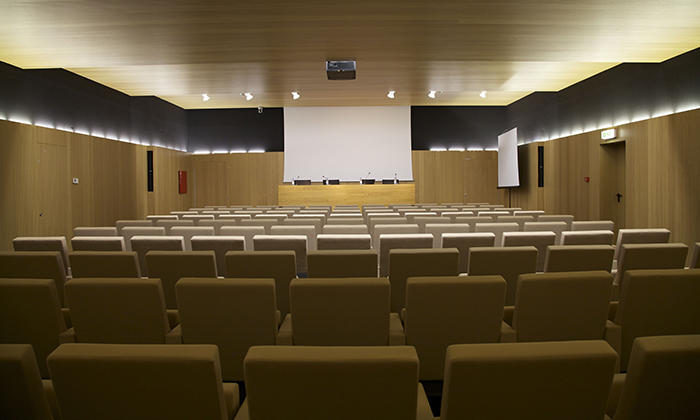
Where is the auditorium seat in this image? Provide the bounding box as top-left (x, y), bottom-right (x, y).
top-left (610, 269), bottom-right (700, 372)
top-left (612, 243), bottom-right (688, 300)
top-left (373, 223), bottom-right (419, 251)
top-left (325, 216), bottom-right (366, 225)
top-left (439, 341), bottom-right (617, 420)
top-left (613, 228), bottom-right (671, 263)
top-left (322, 224), bottom-right (368, 234)
top-left (537, 214), bottom-right (575, 229)
top-left (474, 222), bottom-right (520, 246)
top-left (146, 214), bottom-right (178, 223)
top-left (307, 250), bottom-right (378, 278)
top-left (0, 279), bottom-right (67, 378)
top-left (115, 219), bottom-right (153, 235)
top-left (316, 233), bottom-right (372, 250)
top-left (69, 251), bottom-right (141, 278)
top-left (512, 210), bottom-right (546, 219)
top-left (182, 214), bottom-right (216, 225)
top-left (146, 250), bottom-right (218, 312)
top-left (70, 236), bottom-right (125, 251)
top-left (454, 215), bottom-right (494, 228)
top-left (171, 278), bottom-right (279, 383)
top-left (170, 226), bottom-right (215, 251)
top-left (544, 245), bottom-right (615, 273)
top-left (413, 216), bottom-right (451, 233)
top-left (502, 231), bottom-right (557, 272)
top-left (121, 226), bottom-right (165, 251)
top-left (198, 219), bottom-right (239, 234)
top-left (441, 232), bottom-right (496, 273)
top-left (443, 211), bottom-right (475, 222)
top-left (220, 226), bottom-right (265, 251)
top-left (404, 275), bottom-right (514, 382)
top-left (524, 221), bottom-right (568, 244)
top-left (170, 211), bottom-right (198, 219)
top-left (378, 233), bottom-right (433, 277)
top-left (47, 343), bottom-right (239, 420)
top-left (0, 344), bottom-right (55, 420)
top-left (226, 250), bottom-right (296, 319)
top-left (425, 223), bottom-right (471, 248)
top-left (690, 242), bottom-right (700, 268)
top-left (61, 277), bottom-right (178, 344)
top-left (467, 246), bottom-right (538, 306)
top-left (276, 278), bottom-right (404, 346)
top-left (253, 235), bottom-right (308, 274)
top-left (560, 229), bottom-right (615, 246)
top-left (191, 236), bottom-right (245, 277)
top-left (405, 212), bottom-right (438, 223)
top-left (240, 218), bottom-right (278, 234)
top-left (13, 236), bottom-right (72, 277)
top-left (388, 248), bottom-right (459, 313)
top-left (155, 218), bottom-right (195, 234)
top-left (130, 235), bottom-right (185, 277)
top-left (203, 210), bottom-right (232, 218)
top-left (0, 251), bottom-right (68, 308)
top-left (571, 220), bottom-right (615, 231)
top-left (495, 215), bottom-right (535, 229)
top-left (605, 334), bottom-right (700, 420)
top-left (270, 225), bottom-right (317, 251)
top-left (218, 214), bottom-right (252, 224)
top-left (73, 226), bottom-right (117, 236)
top-left (255, 214), bottom-right (287, 223)
top-left (476, 211), bottom-right (509, 218)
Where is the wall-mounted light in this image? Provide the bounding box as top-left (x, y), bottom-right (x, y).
top-left (479, 91), bottom-right (487, 98)
top-left (202, 94), bottom-right (210, 102)
top-left (428, 91), bottom-right (437, 99)
top-left (430, 147), bottom-right (447, 152)
top-left (448, 147), bottom-right (465, 152)
top-left (387, 91), bottom-right (395, 99)
top-left (291, 92), bottom-right (300, 100)
top-left (242, 92), bottom-right (253, 101)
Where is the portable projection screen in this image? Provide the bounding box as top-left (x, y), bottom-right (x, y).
top-left (498, 127), bottom-right (520, 188)
top-left (283, 106), bottom-right (413, 183)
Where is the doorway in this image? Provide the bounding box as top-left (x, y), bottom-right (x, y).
top-left (599, 141), bottom-right (626, 232)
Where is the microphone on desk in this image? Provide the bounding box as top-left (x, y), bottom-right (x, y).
top-left (322, 175), bottom-right (327, 185)
top-left (361, 172), bottom-right (371, 184)
top-left (394, 173), bottom-right (398, 184)
top-left (293, 175), bottom-right (300, 185)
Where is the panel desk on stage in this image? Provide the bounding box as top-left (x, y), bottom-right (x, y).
top-left (278, 183), bottom-right (415, 206)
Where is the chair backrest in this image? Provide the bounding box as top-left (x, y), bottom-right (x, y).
top-left (388, 248), bottom-right (460, 313)
top-left (13, 236), bottom-right (71, 277)
top-left (544, 245), bottom-right (615, 273)
top-left (444, 212), bottom-right (475, 222)
top-left (454, 216), bottom-right (495, 228)
top-left (65, 278), bottom-right (171, 344)
top-left (169, 226), bottom-right (215, 251)
top-left (240, 218), bottom-right (279, 234)
top-left (284, 217), bottom-right (324, 233)
top-left (176, 278), bottom-right (278, 382)
top-left (414, 216), bottom-right (451, 233)
top-left (614, 269), bottom-right (700, 371)
top-left (373, 223), bottom-right (419, 250)
top-left (115, 219), bottom-right (153, 235)
top-left (197, 220), bottom-right (238, 234)
top-left (270, 225), bottom-right (317, 251)
top-left (524, 221), bottom-right (568, 244)
top-left (367, 216), bottom-right (406, 237)
top-left (182, 214), bottom-right (216, 225)
top-left (326, 217), bottom-right (365, 225)
top-left (467, 246), bottom-right (538, 306)
top-left (0, 279), bottom-right (67, 378)
top-left (322, 224), bottom-right (368, 234)
top-left (146, 215), bottom-right (178, 223)
top-left (156, 219), bottom-right (195, 234)
top-left (243, 346), bottom-right (420, 420)
top-left (129, 235), bottom-right (185, 276)
top-left (190, 236), bottom-right (245, 277)
top-left (0, 251), bottom-right (68, 306)
top-left (307, 250), bottom-right (378, 278)
top-left (441, 232), bottom-right (496, 273)
top-left (316, 234), bottom-right (372, 250)
top-left (69, 251), bottom-right (141, 278)
top-left (502, 231), bottom-right (557, 272)
top-left (0, 344), bottom-right (55, 419)
top-left (440, 341), bottom-right (617, 420)
top-left (571, 220), bottom-right (614, 231)
top-left (47, 343), bottom-right (231, 420)
top-left (404, 276), bottom-right (506, 380)
top-left (146, 251), bottom-right (218, 309)
top-left (690, 242), bottom-right (700, 268)
top-left (560, 229), bottom-right (614, 246)
top-left (71, 236), bottom-right (125, 252)
top-left (73, 227), bottom-right (117, 236)
top-left (474, 222), bottom-right (520, 245)
top-left (512, 271), bottom-right (614, 342)
top-left (512, 210), bottom-right (546, 219)
top-left (537, 214), bottom-right (574, 229)
top-left (219, 225), bottom-right (265, 251)
top-left (614, 243), bottom-right (689, 288)
top-left (225, 250), bottom-right (296, 319)
top-left (612, 335), bottom-right (700, 420)
top-left (378, 233), bottom-right (434, 277)
top-left (121, 226), bottom-right (165, 251)
top-left (426, 223), bottom-right (471, 248)
top-left (253, 235), bottom-right (308, 274)
top-left (613, 228), bottom-right (671, 261)
top-left (495, 215), bottom-right (535, 229)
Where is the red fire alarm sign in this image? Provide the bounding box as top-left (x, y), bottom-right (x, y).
top-left (178, 171), bottom-right (187, 194)
top-left (584, 177), bottom-right (590, 183)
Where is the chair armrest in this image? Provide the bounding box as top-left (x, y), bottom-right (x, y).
top-left (62, 308), bottom-right (72, 329)
top-left (416, 383), bottom-right (436, 420)
top-left (43, 379), bottom-right (61, 420)
top-left (233, 399), bottom-right (250, 420)
top-left (166, 309), bottom-right (180, 330)
top-left (389, 312), bottom-right (406, 345)
top-left (400, 308), bottom-right (406, 325)
top-left (58, 327), bottom-right (76, 344)
top-left (499, 320), bottom-right (517, 343)
top-left (276, 314), bottom-right (293, 345)
top-left (611, 283), bottom-right (620, 301)
top-left (606, 373), bottom-right (626, 419)
top-left (166, 324), bottom-right (183, 344)
top-left (608, 301), bottom-right (618, 321)
top-left (604, 320), bottom-right (622, 372)
top-left (222, 382), bottom-right (240, 420)
top-left (502, 306), bottom-right (514, 325)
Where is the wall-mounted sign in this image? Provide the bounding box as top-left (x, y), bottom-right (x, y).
top-left (601, 128), bottom-right (617, 140)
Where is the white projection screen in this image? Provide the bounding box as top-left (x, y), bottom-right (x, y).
top-left (498, 127), bottom-right (520, 188)
top-left (283, 106), bottom-right (413, 182)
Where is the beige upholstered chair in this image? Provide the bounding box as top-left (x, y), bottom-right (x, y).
top-left (612, 243), bottom-right (688, 300)
top-left (524, 221), bottom-right (568, 244)
top-left (496, 215), bottom-right (535, 229)
top-left (441, 232), bottom-right (496, 273)
top-left (182, 214), bottom-right (216, 225)
top-left (0, 251), bottom-right (68, 307)
top-left (443, 211), bottom-right (475, 222)
top-left (378, 233), bottom-right (434, 277)
top-left (373, 223), bottom-right (419, 250)
top-left (198, 220), bottom-right (239, 234)
top-left (13, 236), bottom-right (72, 277)
top-left (326, 216), bottom-right (365, 225)
top-left (474, 222), bottom-right (519, 246)
top-left (316, 233), bottom-right (372, 250)
top-left (388, 248), bottom-right (459, 313)
top-left (571, 220), bottom-right (614, 231)
top-left (560, 229), bottom-right (615, 246)
top-left (130, 235), bottom-right (185, 276)
top-left (425, 223), bottom-right (471, 248)
top-left (220, 226), bottom-right (265, 251)
top-left (307, 250), bottom-right (378, 278)
top-left (70, 236), bottom-right (126, 251)
top-left (238, 346), bottom-right (431, 420)
top-left (0, 344), bottom-right (55, 420)
top-left (537, 214), bottom-right (575, 229)
top-left (284, 217), bottom-right (324, 233)
top-left (115, 219), bottom-right (153, 235)
top-left (146, 250), bottom-right (218, 310)
top-left (146, 214), bottom-right (178, 223)
top-left (270, 225), bottom-right (317, 251)
top-left (156, 219), bottom-right (195, 233)
top-left (69, 251), bottom-right (141, 278)
top-left (467, 246), bottom-right (538, 306)
top-left (277, 278), bottom-right (404, 346)
top-left (219, 214), bottom-right (253, 224)
top-left (48, 343), bottom-right (239, 420)
top-left (606, 335), bottom-right (700, 420)
top-left (253, 235), bottom-right (308, 274)
top-left (404, 275), bottom-right (514, 381)
top-left (512, 210), bottom-right (546, 219)
top-left (226, 251), bottom-right (296, 319)
top-left (73, 226), bottom-right (117, 236)
top-left (0, 279), bottom-right (67, 378)
top-left (690, 242), bottom-right (700, 268)
top-left (613, 228), bottom-right (671, 262)
top-left (502, 231), bottom-right (557, 272)
top-left (544, 245), bottom-right (615, 273)
top-left (61, 277), bottom-right (178, 344)
top-left (170, 226), bottom-right (215, 251)
top-left (170, 211), bottom-right (198, 219)
top-left (322, 224), bottom-right (368, 234)
top-left (440, 341), bottom-right (617, 420)
top-left (171, 278), bottom-right (279, 382)
top-left (191, 236), bottom-right (245, 277)
top-left (405, 212), bottom-right (438, 223)
top-left (367, 216), bottom-right (406, 238)
top-left (240, 218), bottom-right (278, 234)
top-left (454, 216), bottom-right (495, 228)
top-left (122, 226), bottom-right (165, 251)
top-left (414, 216), bottom-right (451, 233)
top-left (610, 269), bottom-right (700, 371)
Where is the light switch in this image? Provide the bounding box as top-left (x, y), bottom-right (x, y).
top-left (72, 178), bottom-right (79, 184)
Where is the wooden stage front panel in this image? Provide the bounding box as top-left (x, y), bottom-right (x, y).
top-left (278, 184), bottom-right (416, 206)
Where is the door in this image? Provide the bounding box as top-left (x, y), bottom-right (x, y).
top-left (599, 141), bottom-right (626, 232)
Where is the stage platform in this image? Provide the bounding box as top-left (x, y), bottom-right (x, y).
top-left (278, 183), bottom-right (415, 207)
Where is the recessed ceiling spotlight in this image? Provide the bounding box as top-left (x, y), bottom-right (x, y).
top-left (291, 92), bottom-right (300, 100)
top-left (202, 94), bottom-right (210, 102)
top-left (242, 92), bottom-right (253, 101)
top-left (387, 91), bottom-right (395, 99)
top-left (479, 91), bottom-right (487, 98)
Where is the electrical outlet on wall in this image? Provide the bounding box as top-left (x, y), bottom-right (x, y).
top-left (72, 178), bottom-right (79, 184)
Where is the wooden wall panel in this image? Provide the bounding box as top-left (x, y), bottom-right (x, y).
top-left (511, 142), bottom-right (541, 210)
top-left (194, 155), bottom-right (230, 207)
top-left (151, 147), bottom-right (193, 214)
top-left (69, 132), bottom-right (95, 228)
top-left (225, 152), bottom-right (283, 207)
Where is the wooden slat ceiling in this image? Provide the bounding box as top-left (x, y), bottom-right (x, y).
top-left (1, 0), bottom-right (698, 109)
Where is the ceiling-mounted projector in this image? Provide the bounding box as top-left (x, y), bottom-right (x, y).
top-left (326, 61), bottom-right (356, 80)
